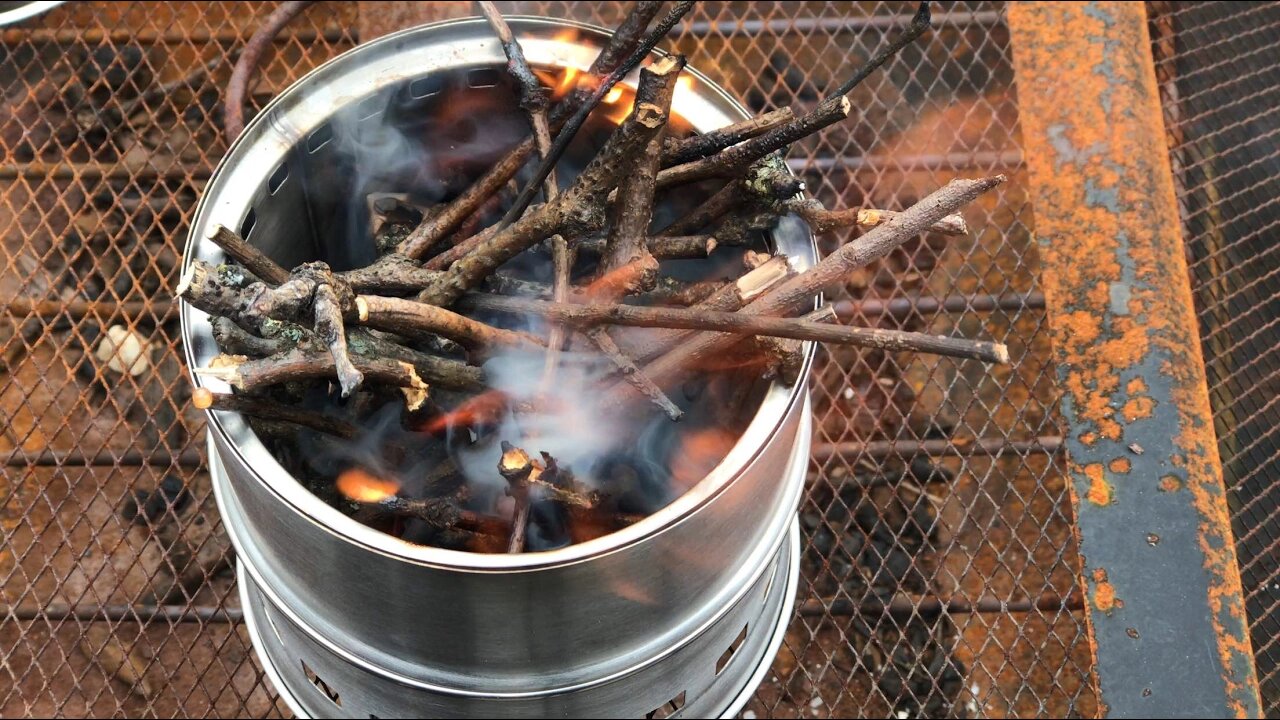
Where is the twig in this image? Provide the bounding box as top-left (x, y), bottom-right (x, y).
top-left (345, 329), bottom-right (485, 391)
top-left (785, 199), bottom-right (967, 236)
top-left (205, 224), bottom-right (291, 285)
top-left (314, 283), bottom-right (362, 396)
top-left (500, 1), bottom-right (697, 226)
top-left (459, 293), bottom-right (1009, 363)
top-left (357, 295), bottom-right (543, 358)
top-left (574, 234), bottom-right (716, 261)
top-left (652, 2), bottom-right (931, 190)
top-left (586, 328), bottom-right (683, 420)
top-left (192, 387), bottom-right (360, 438)
top-left (498, 442), bottom-right (534, 553)
top-left (195, 349), bottom-right (429, 404)
top-left (662, 107), bottom-right (796, 166)
top-left (611, 175), bottom-right (1006, 409)
top-left (599, 55), bottom-right (686, 299)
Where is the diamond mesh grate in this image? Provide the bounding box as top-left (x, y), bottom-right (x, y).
top-left (1149, 2), bottom-right (1280, 714)
top-left (0, 2), bottom-right (1095, 717)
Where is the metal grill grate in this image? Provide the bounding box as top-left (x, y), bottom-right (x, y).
top-left (0, 2), bottom-right (1096, 717)
top-left (1150, 1), bottom-right (1280, 714)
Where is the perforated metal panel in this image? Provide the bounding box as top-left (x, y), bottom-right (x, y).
top-left (0, 3), bottom-right (1096, 717)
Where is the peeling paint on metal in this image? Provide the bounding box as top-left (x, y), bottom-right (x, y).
top-left (1009, 3), bottom-right (1262, 717)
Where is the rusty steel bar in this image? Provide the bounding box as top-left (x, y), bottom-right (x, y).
top-left (3, 603), bottom-right (242, 624)
top-left (811, 436), bottom-right (1063, 463)
top-left (0, 162), bottom-right (213, 181)
top-left (835, 292), bottom-right (1046, 318)
top-left (2, 448), bottom-right (202, 467)
top-left (788, 150), bottom-right (1023, 174)
top-left (799, 592), bottom-right (1082, 617)
top-left (3, 298), bottom-right (176, 321)
top-left (1010, 3), bottom-right (1262, 717)
top-left (679, 10), bottom-right (1003, 37)
top-left (0, 26), bottom-right (346, 46)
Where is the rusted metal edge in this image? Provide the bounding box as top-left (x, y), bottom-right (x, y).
top-left (1009, 3), bottom-right (1262, 717)
top-left (812, 436), bottom-right (1062, 463)
top-left (2, 603), bottom-right (242, 623)
top-left (799, 591), bottom-right (1082, 617)
top-left (2, 448), bottom-right (202, 466)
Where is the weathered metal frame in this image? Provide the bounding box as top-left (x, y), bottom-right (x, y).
top-left (1009, 2), bottom-right (1262, 716)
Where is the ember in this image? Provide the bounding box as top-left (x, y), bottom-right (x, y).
top-left (336, 468), bottom-right (399, 503)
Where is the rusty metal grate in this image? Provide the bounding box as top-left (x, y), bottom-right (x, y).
top-left (1151, 1), bottom-right (1280, 714)
top-left (0, 2), bottom-right (1096, 717)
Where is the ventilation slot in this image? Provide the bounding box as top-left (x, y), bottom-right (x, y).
top-left (301, 660), bottom-right (341, 707)
top-left (268, 162), bottom-right (288, 195)
top-left (409, 75), bottom-right (444, 98)
top-left (716, 624), bottom-right (748, 675)
top-left (239, 208), bottom-right (256, 239)
top-left (645, 690), bottom-right (686, 719)
top-left (467, 67), bottom-right (502, 88)
top-left (306, 122), bottom-right (333, 153)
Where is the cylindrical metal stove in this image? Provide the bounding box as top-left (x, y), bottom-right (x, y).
top-left (182, 18), bottom-right (816, 718)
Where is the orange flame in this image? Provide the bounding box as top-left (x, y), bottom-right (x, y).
top-left (535, 65), bottom-right (592, 102)
top-left (419, 389), bottom-right (511, 434)
top-left (669, 428), bottom-right (736, 494)
top-left (337, 468), bottom-right (399, 503)
top-left (583, 261), bottom-right (650, 300)
top-left (603, 85), bottom-right (624, 104)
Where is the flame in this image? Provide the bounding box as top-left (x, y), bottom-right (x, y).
top-left (603, 85), bottom-right (624, 104)
top-left (669, 428), bottom-right (736, 494)
top-left (583, 261), bottom-right (650, 300)
top-left (535, 66), bottom-right (590, 102)
top-left (419, 389), bottom-right (510, 434)
top-left (337, 468), bottom-right (399, 503)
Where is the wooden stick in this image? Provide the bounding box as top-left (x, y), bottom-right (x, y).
top-left (205, 224), bottom-right (290, 286)
top-left (459, 293), bottom-right (1009, 364)
top-left (574, 234), bottom-right (716, 261)
top-left (345, 328), bottom-right (485, 391)
top-left (357, 295), bottom-right (543, 358)
top-left (786, 199), bottom-right (968, 236)
top-left (499, 442), bottom-right (534, 553)
top-left (662, 107), bottom-right (796, 166)
top-left (192, 387), bottom-right (360, 439)
top-left (611, 175), bottom-right (1006, 410)
top-left (652, 3), bottom-right (931, 190)
top-left (314, 283), bottom-right (362, 396)
top-left (585, 328), bottom-right (683, 420)
top-left (659, 180), bottom-right (739, 236)
top-left (500, 1), bottom-right (696, 226)
top-left (599, 55), bottom-right (685, 299)
top-left (196, 350), bottom-right (429, 403)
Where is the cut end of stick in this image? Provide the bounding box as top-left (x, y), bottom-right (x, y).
top-left (175, 265), bottom-right (198, 298)
top-left (398, 361), bottom-right (429, 411)
top-left (736, 255), bottom-right (792, 303)
top-left (837, 96), bottom-right (852, 116)
top-left (648, 55), bottom-right (683, 75)
top-left (205, 224), bottom-right (227, 241)
top-left (191, 387), bottom-right (214, 410)
top-left (705, 236), bottom-right (719, 255)
top-left (194, 354), bottom-right (247, 387)
top-left (993, 342), bottom-right (1011, 365)
top-left (634, 101), bottom-right (666, 128)
top-left (356, 296), bottom-right (369, 322)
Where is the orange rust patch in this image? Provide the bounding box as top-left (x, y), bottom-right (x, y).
top-left (1159, 475), bottom-right (1182, 493)
top-left (1126, 377), bottom-right (1147, 396)
top-left (1094, 581), bottom-right (1118, 614)
top-left (1079, 430), bottom-right (1098, 447)
top-left (1082, 463), bottom-right (1112, 506)
top-left (1109, 457), bottom-right (1131, 474)
top-left (1122, 396), bottom-right (1156, 422)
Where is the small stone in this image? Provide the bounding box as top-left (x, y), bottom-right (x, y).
top-left (1126, 627), bottom-right (1139, 639)
top-left (96, 325), bottom-right (153, 377)
top-left (809, 697), bottom-right (824, 709)
top-left (1143, 688), bottom-right (1152, 697)
top-left (1146, 533), bottom-right (1159, 546)
top-left (1128, 442), bottom-right (1144, 455)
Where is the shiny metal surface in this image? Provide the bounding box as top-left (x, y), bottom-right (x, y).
top-left (0, 1), bottom-right (63, 27)
top-left (184, 17), bottom-right (816, 717)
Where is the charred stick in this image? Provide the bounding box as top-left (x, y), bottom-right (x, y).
top-left (661, 107), bottom-right (796, 166)
top-left (192, 387), bottom-right (360, 439)
top-left (537, 233), bottom-right (572, 389)
top-left (785, 199), bottom-right (967, 236)
top-left (653, 3), bottom-right (931, 190)
top-left (642, 276), bottom-right (725, 306)
top-left (205, 224), bottom-right (290, 285)
top-left (599, 55), bottom-right (685, 299)
top-left (346, 328), bottom-right (485, 391)
top-left (660, 180), bottom-right (738, 236)
top-left (418, 94), bottom-right (671, 307)
top-left (357, 295), bottom-right (543, 358)
top-left (612, 175), bottom-right (1006, 409)
top-left (758, 305), bottom-right (837, 385)
top-left (210, 316), bottom-right (289, 356)
top-left (499, 442), bottom-right (534, 553)
top-left (460, 293), bottom-right (1008, 363)
top-left (196, 350), bottom-right (430, 405)
top-left (365, 495), bottom-right (507, 536)
top-left (394, 1), bottom-right (664, 260)
top-left (500, 1), bottom-right (696, 226)
top-left (314, 283), bottom-right (362, 396)
top-left (586, 328), bottom-right (683, 420)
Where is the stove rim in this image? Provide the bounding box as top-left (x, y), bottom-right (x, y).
top-left (181, 15), bottom-right (819, 573)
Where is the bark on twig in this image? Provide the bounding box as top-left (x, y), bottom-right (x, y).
top-left (196, 349), bottom-right (430, 404)
top-left (786, 199), bottom-right (968, 236)
top-left (459, 292), bottom-right (1009, 363)
top-left (205, 224), bottom-right (290, 285)
top-left (358, 295), bottom-right (543, 358)
top-left (192, 387), bottom-right (360, 438)
top-left (586, 328), bottom-right (683, 420)
top-left (499, 442), bottom-right (534, 553)
top-left (662, 107), bottom-right (796, 166)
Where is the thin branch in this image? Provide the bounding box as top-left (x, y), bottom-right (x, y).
top-left (661, 107), bottom-right (796, 166)
top-left (196, 350), bottom-right (429, 403)
top-left (586, 328), bottom-right (683, 420)
top-left (499, 0), bottom-right (697, 226)
top-left (205, 224), bottom-right (290, 286)
top-left (192, 387), bottom-right (360, 439)
top-left (786, 199), bottom-right (967, 236)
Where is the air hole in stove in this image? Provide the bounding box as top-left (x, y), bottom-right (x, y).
top-left (645, 690), bottom-right (686, 719)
